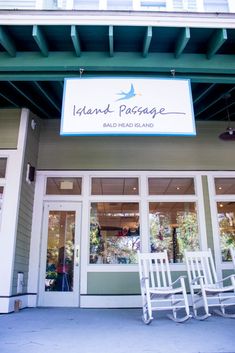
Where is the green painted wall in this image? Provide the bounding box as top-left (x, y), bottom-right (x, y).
top-left (38, 120), bottom-right (235, 170)
top-left (12, 112), bottom-right (40, 295)
top-left (87, 271), bottom-right (189, 295)
top-left (0, 109), bottom-right (21, 149)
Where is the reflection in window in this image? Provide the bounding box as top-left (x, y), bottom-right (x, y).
top-left (0, 186), bottom-right (3, 228)
top-left (45, 211), bottom-right (75, 292)
top-left (149, 202), bottom-right (199, 263)
top-left (91, 178), bottom-right (139, 195)
top-left (90, 202), bottom-right (140, 264)
top-left (148, 178), bottom-right (195, 195)
top-left (46, 177), bottom-right (82, 195)
top-left (217, 202), bottom-right (235, 262)
top-left (215, 178), bottom-right (235, 195)
top-left (0, 158), bottom-right (7, 178)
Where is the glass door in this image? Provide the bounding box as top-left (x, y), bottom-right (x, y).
top-left (38, 202), bottom-right (81, 307)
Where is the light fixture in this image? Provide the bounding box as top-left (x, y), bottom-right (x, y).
top-left (219, 93), bottom-right (235, 141)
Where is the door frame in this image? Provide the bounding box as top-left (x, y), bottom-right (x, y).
top-left (38, 201), bottom-right (82, 307)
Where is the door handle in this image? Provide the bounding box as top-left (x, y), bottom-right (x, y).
top-left (75, 245), bottom-right (79, 266)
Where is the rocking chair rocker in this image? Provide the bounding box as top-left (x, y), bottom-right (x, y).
top-left (184, 249), bottom-right (235, 320)
top-left (138, 250), bottom-right (191, 324)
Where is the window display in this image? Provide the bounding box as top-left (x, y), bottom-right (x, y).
top-left (149, 202), bottom-right (199, 263)
top-left (90, 202), bottom-right (140, 264)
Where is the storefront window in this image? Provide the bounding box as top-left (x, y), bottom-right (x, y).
top-left (46, 177), bottom-right (82, 195)
top-left (149, 202), bottom-right (199, 262)
top-left (0, 186), bottom-right (4, 228)
top-left (91, 178), bottom-right (139, 195)
top-left (90, 202), bottom-right (140, 264)
top-left (148, 177), bottom-right (195, 195)
top-left (215, 178), bottom-right (235, 195)
top-left (0, 158), bottom-right (7, 178)
top-left (217, 202), bottom-right (235, 261)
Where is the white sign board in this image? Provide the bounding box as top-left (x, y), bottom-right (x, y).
top-left (60, 78), bottom-right (196, 136)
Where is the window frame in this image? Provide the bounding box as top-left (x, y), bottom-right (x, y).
top-left (208, 172), bottom-right (235, 272)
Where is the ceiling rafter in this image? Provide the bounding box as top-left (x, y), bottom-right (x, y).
top-left (32, 25), bottom-right (49, 57)
top-left (175, 27), bottom-right (190, 59)
top-left (207, 28), bottom-right (227, 60)
top-left (0, 26), bottom-right (16, 57)
top-left (109, 25), bottom-right (114, 57)
top-left (143, 26), bottom-right (152, 58)
top-left (193, 83), bottom-right (216, 104)
top-left (33, 81), bottom-right (60, 112)
top-left (8, 81), bottom-right (51, 118)
top-left (195, 86), bottom-right (235, 117)
top-left (0, 91), bottom-right (19, 107)
top-left (71, 25), bottom-right (81, 57)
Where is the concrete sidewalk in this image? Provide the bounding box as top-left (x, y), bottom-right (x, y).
top-left (0, 308), bottom-right (235, 353)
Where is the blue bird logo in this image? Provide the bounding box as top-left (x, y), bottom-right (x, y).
top-left (116, 83), bottom-right (140, 101)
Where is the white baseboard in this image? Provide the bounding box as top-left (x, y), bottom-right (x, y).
top-left (0, 294), bottom-right (37, 313)
top-left (80, 295), bottom-right (142, 308)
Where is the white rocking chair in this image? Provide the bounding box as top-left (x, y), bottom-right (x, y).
top-left (138, 250), bottom-right (191, 324)
top-left (230, 247), bottom-right (235, 269)
top-left (184, 249), bottom-right (235, 320)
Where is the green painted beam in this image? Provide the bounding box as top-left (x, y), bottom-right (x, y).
top-left (0, 52), bottom-right (235, 75)
top-left (0, 73), bottom-right (235, 84)
top-left (193, 83), bottom-right (216, 104)
top-left (71, 25), bottom-right (81, 57)
top-left (207, 28), bottom-right (227, 60)
top-left (175, 27), bottom-right (190, 59)
top-left (34, 81), bottom-right (60, 112)
top-left (109, 25), bottom-right (114, 57)
top-left (143, 26), bottom-right (152, 58)
top-left (32, 25), bottom-right (49, 57)
top-left (8, 81), bottom-right (51, 118)
top-left (0, 26), bottom-right (16, 57)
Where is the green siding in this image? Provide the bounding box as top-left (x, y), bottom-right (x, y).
top-left (12, 112), bottom-right (40, 295)
top-left (0, 109), bottom-right (21, 149)
top-left (87, 272), bottom-right (140, 295)
top-left (38, 120), bottom-right (235, 170)
top-left (87, 271), bottom-right (189, 295)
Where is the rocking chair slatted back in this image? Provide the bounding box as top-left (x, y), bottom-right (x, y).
top-left (185, 249), bottom-right (218, 288)
top-left (139, 250), bottom-right (172, 289)
top-left (230, 248), bottom-right (235, 269)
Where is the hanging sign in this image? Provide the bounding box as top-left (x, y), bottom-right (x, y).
top-left (60, 77), bottom-right (196, 136)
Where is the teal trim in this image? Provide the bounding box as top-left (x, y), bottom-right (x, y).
top-left (143, 26), bottom-right (152, 58)
top-left (109, 25), bottom-right (114, 57)
top-left (1, 52), bottom-right (235, 75)
top-left (71, 25), bottom-right (81, 57)
top-left (207, 28), bottom-right (227, 60)
top-left (0, 26), bottom-right (16, 57)
top-left (32, 25), bottom-right (48, 57)
top-left (175, 27), bottom-right (190, 59)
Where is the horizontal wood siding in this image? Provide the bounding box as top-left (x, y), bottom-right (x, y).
top-left (12, 112), bottom-right (40, 295)
top-left (0, 109), bottom-right (21, 149)
top-left (0, 0), bottom-right (36, 9)
top-left (38, 120), bottom-right (235, 171)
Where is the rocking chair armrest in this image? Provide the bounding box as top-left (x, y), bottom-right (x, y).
top-left (216, 274), bottom-right (235, 284)
top-left (171, 275), bottom-right (186, 286)
top-left (140, 276), bottom-right (149, 284)
top-left (190, 276), bottom-right (205, 285)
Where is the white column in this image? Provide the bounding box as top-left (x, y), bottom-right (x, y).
top-left (228, 0), bottom-right (235, 13)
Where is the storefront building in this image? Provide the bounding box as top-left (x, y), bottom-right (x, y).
top-left (0, 1), bottom-right (235, 313)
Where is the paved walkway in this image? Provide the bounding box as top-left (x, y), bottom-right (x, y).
top-left (0, 308), bottom-right (235, 353)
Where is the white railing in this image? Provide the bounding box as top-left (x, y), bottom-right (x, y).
top-left (0, 0), bottom-right (234, 13)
